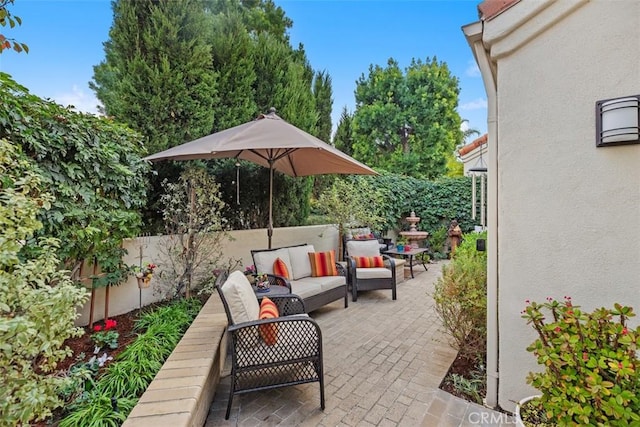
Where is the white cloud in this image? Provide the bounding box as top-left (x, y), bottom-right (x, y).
top-left (459, 98), bottom-right (488, 111)
top-left (465, 60), bottom-right (481, 77)
top-left (54, 85), bottom-right (103, 116)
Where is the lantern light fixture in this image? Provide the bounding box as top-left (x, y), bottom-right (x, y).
top-left (596, 95), bottom-right (640, 147)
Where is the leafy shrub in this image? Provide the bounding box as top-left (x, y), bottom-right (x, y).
top-left (0, 140), bottom-right (89, 424)
top-left (433, 231), bottom-right (487, 359)
top-left (428, 225), bottom-right (448, 259)
top-left (0, 73), bottom-right (149, 287)
top-left (522, 298), bottom-right (640, 426)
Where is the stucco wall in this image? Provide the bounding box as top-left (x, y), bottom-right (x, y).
top-left (75, 224), bottom-right (339, 326)
top-left (487, 1), bottom-right (640, 411)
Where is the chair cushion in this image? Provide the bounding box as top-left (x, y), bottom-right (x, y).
top-left (259, 297), bottom-right (279, 345)
top-left (352, 255), bottom-right (385, 268)
top-left (287, 244), bottom-right (315, 280)
top-left (273, 257), bottom-right (291, 279)
top-left (221, 270), bottom-right (260, 324)
top-left (346, 239), bottom-right (381, 257)
top-left (290, 280), bottom-right (323, 300)
top-left (254, 248), bottom-right (292, 276)
top-left (356, 267), bottom-right (392, 279)
top-left (308, 250), bottom-right (338, 277)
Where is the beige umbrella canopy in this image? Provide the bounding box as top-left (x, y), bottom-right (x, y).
top-left (145, 108), bottom-right (377, 248)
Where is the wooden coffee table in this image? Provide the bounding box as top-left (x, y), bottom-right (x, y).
top-left (382, 247), bottom-right (429, 279)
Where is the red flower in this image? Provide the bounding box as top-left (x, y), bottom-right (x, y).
top-left (583, 352), bottom-right (588, 361)
top-left (622, 327), bottom-right (628, 335)
top-left (104, 319), bottom-right (117, 330)
top-left (93, 325), bottom-right (102, 332)
top-left (554, 326), bottom-right (561, 333)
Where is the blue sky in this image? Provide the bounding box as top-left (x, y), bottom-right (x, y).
top-left (0, 0), bottom-right (487, 141)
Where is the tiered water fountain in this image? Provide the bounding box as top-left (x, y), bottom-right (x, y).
top-left (399, 211), bottom-right (428, 248)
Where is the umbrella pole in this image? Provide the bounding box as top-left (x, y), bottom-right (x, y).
top-left (268, 162), bottom-right (274, 249)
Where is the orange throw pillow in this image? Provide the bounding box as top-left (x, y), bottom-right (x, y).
top-left (259, 297), bottom-right (279, 345)
top-left (273, 257), bottom-right (290, 279)
top-left (352, 256), bottom-right (385, 268)
top-left (308, 250), bottom-right (338, 277)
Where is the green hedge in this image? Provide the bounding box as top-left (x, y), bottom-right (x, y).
top-left (339, 172), bottom-right (478, 235)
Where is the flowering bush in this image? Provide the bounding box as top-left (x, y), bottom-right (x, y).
top-left (521, 297), bottom-right (640, 426)
top-left (91, 319), bottom-right (119, 350)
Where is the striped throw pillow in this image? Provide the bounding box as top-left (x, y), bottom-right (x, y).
top-left (308, 250), bottom-right (338, 277)
top-left (352, 256), bottom-right (385, 268)
top-left (259, 297), bottom-right (279, 345)
top-left (273, 257), bottom-right (291, 279)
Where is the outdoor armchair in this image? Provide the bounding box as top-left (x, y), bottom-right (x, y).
top-left (215, 271), bottom-right (325, 420)
top-left (345, 238), bottom-right (397, 302)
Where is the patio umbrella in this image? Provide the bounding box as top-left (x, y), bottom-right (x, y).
top-left (144, 108), bottom-right (377, 248)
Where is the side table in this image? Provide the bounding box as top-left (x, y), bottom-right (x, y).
top-left (252, 284), bottom-right (291, 300)
top-left (382, 247), bottom-right (429, 279)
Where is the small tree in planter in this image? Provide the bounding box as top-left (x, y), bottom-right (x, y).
top-left (520, 297), bottom-right (640, 426)
top-left (158, 166), bottom-right (234, 298)
top-left (317, 176), bottom-right (385, 260)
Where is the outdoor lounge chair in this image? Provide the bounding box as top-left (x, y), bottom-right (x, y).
top-left (215, 270), bottom-right (325, 419)
top-left (345, 238), bottom-right (397, 302)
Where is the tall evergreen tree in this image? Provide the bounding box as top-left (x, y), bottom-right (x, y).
top-left (91, 0), bottom-right (218, 154)
top-left (352, 57), bottom-right (463, 179)
top-left (313, 70), bottom-right (333, 143)
top-left (208, 10), bottom-right (257, 131)
top-left (333, 106), bottom-right (354, 155)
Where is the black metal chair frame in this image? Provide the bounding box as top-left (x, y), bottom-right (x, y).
top-left (215, 273), bottom-right (325, 419)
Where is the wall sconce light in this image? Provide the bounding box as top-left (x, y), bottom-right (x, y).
top-left (596, 95), bottom-right (640, 147)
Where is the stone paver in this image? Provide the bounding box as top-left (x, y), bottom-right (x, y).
top-left (205, 262), bottom-right (512, 426)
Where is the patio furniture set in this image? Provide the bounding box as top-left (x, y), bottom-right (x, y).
top-left (215, 237), bottom-right (408, 419)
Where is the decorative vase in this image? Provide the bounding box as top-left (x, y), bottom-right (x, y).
top-left (396, 244), bottom-right (404, 252)
top-left (515, 395), bottom-right (544, 427)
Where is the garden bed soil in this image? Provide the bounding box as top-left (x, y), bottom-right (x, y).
top-left (439, 353), bottom-right (486, 401)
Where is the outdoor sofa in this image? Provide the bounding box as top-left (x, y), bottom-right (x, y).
top-left (251, 243), bottom-right (348, 313)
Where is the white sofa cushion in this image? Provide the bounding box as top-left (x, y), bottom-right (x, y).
top-left (287, 244), bottom-right (315, 280)
top-left (253, 248), bottom-right (292, 276)
top-left (289, 280), bottom-right (323, 300)
top-left (293, 275), bottom-right (345, 294)
top-left (346, 239), bottom-right (381, 257)
top-left (221, 270), bottom-right (260, 324)
top-left (356, 267), bottom-right (392, 279)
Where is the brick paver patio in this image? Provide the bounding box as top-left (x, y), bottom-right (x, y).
top-left (205, 261), bottom-right (513, 426)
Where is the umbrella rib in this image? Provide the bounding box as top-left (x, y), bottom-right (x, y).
top-left (248, 148), bottom-right (298, 163)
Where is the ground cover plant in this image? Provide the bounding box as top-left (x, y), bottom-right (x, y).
top-left (28, 296), bottom-right (205, 426)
